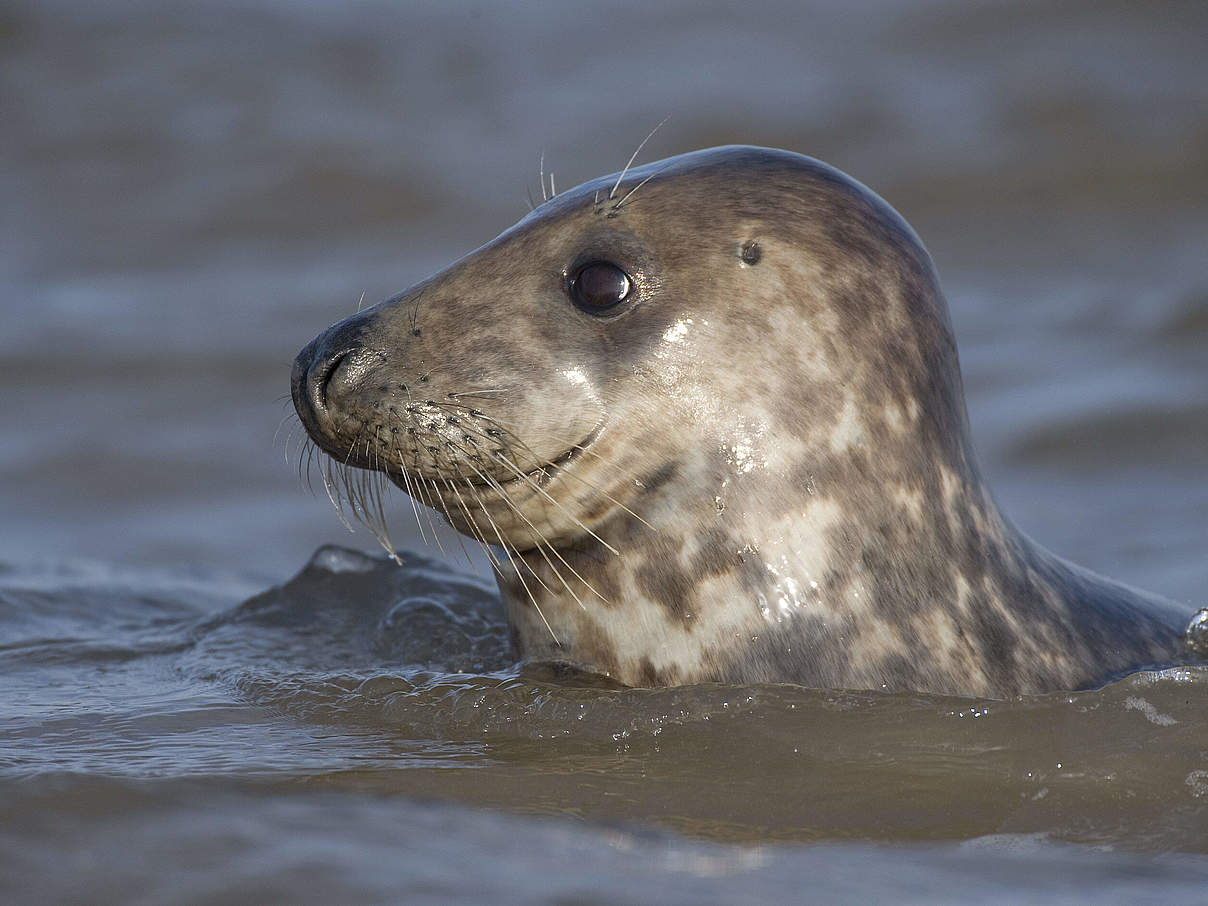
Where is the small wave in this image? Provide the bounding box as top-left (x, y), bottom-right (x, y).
top-left (182, 545), bottom-right (511, 677)
top-left (5, 546), bottom-right (1208, 851)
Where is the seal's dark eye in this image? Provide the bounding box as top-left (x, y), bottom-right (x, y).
top-left (570, 261), bottom-right (632, 314)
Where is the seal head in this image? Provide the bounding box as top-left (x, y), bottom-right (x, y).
top-left (292, 146), bottom-right (1191, 697)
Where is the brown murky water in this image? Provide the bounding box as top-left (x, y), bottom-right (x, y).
top-left (2, 0), bottom-right (1207, 902)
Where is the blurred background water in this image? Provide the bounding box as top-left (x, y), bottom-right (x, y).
top-left (1, 0), bottom-right (1206, 902)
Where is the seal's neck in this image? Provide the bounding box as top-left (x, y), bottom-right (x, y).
top-left (497, 414), bottom-right (1185, 696)
top-left (498, 422), bottom-right (999, 680)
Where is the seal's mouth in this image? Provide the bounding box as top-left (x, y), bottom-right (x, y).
top-left (380, 421), bottom-right (605, 495)
top-left (519, 421), bottom-right (604, 490)
top-left (465, 420), bottom-right (604, 492)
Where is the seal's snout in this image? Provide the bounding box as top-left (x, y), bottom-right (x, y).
top-left (291, 319), bottom-right (379, 436)
top-left (290, 336), bottom-right (339, 431)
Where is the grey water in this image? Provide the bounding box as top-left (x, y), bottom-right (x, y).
top-left (2, 0), bottom-right (1207, 902)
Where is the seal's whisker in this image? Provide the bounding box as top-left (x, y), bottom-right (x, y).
top-left (392, 447), bottom-right (431, 546)
top-left (339, 428), bottom-right (361, 471)
top-left (455, 475), bottom-right (516, 576)
top-left (447, 389), bottom-right (513, 398)
top-left (428, 404), bottom-right (654, 537)
top-left (282, 416), bottom-right (310, 473)
top-left (366, 452), bottom-right (401, 563)
top-left (612, 160), bottom-right (676, 212)
top-left (358, 450), bottom-right (377, 509)
top-left (424, 457), bottom-right (479, 572)
top-left (439, 474), bottom-right (503, 572)
top-left (538, 150), bottom-right (548, 202)
top-left (525, 535), bottom-right (589, 610)
top-left (281, 424), bottom-right (295, 468)
top-left (430, 437), bottom-right (546, 584)
top-left (305, 411), bottom-right (583, 576)
top-left (468, 416), bottom-right (655, 531)
top-left (273, 411), bottom-right (299, 455)
top-left (295, 435), bottom-right (308, 481)
top-left (496, 532), bottom-right (559, 596)
top-left (443, 408), bottom-right (653, 533)
top-left (318, 430), bottom-right (402, 560)
top-left (355, 290), bottom-right (367, 313)
top-left (323, 458), bottom-right (347, 520)
top-left (352, 463), bottom-right (370, 516)
top-left (444, 405), bottom-right (634, 481)
top-left (377, 423), bottom-right (439, 550)
top-left (341, 458), bottom-right (367, 521)
top-left (484, 449), bottom-right (621, 557)
top-left (406, 291), bottom-right (425, 336)
top-left (340, 449), bottom-right (362, 508)
top-left (547, 463), bottom-right (654, 530)
top-left (440, 476), bottom-right (492, 553)
top-left (295, 435), bottom-right (310, 484)
top-left (441, 435), bottom-right (605, 607)
top-left (309, 446), bottom-right (321, 490)
top-left (353, 454), bottom-right (401, 564)
top-left (302, 440), bottom-right (319, 490)
top-left (469, 482), bottom-right (561, 644)
top-left (609, 115), bottom-right (670, 201)
top-left (320, 463), bottom-right (356, 535)
top-left (445, 456), bottom-right (558, 596)
top-left (414, 475), bottom-right (449, 558)
top-left (285, 424), bottom-right (306, 470)
top-left (498, 538), bottom-right (559, 642)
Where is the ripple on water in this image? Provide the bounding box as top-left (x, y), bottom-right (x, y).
top-left (2, 546), bottom-right (1207, 854)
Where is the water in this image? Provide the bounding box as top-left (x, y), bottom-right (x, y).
top-left (3, 547), bottom-right (1208, 903)
top-left (3, 0), bottom-right (1207, 901)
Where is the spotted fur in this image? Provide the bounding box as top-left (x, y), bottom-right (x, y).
top-left (292, 146), bottom-right (1192, 697)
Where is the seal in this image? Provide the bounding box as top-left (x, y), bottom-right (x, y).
top-left (291, 145), bottom-right (1193, 698)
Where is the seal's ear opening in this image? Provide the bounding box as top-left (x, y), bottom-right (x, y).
top-left (569, 261), bottom-right (633, 314)
top-left (740, 240), bottom-right (762, 265)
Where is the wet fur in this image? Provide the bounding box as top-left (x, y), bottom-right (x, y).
top-left (292, 146), bottom-right (1192, 697)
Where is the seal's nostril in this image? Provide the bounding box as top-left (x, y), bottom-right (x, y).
top-left (314, 349), bottom-right (349, 410)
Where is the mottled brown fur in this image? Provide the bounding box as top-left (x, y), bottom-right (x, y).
top-left (293, 146), bottom-right (1193, 697)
